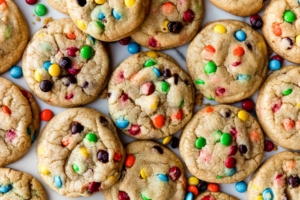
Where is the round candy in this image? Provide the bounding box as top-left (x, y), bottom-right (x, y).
top-left (220, 133), bottom-right (232, 146)
top-left (183, 9), bottom-right (195, 22)
top-left (124, 0), bottom-right (135, 7)
top-left (97, 150), bottom-right (109, 163)
top-left (269, 59), bottom-right (281, 71)
top-left (163, 136), bottom-right (172, 145)
top-left (34, 4), bottom-right (47, 16)
top-left (264, 140), bottom-right (274, 152)
top-left (213, 24), bottom-right (227, 33)
top-left (234, 30), bottom-right (247, 41)
top-left (197, 180), bottom-right (208, 192)
top-left (85, 133), bottom-right (98, 142)
top-left (80, 46), bottom-right (94, 59)
top-left (185, 192), bottom-right (193, 200)
top-left (116, 117), bottom-right (129, 129)
top-left (250, 14), bottom-right (263, 29)
top-left (26, 0), bottom-right (38, 5)
top-left (119, 37), bottom-right (131, 45)
top-left (43, 61), bottom-right (52, 71)
top-left (112, 9), bottom-right (122, 19)
top-left (235, 181), bottom-right (247, 193)
top-left (283, 10), bottom-right (296, 23)
top-left (39, 80), bottom-right (53, 92)
top-left (10, 66), bottom-right (23, 78)
top-left (225, 157), bottom-right (236, 168)
top-left (48, 64), bottom-right (61, 77)
top-left (118, 191), bottom-right (130, 200)
top-left (262, 188), bottom-right (273, 200)
top-left (207, 183), bottom-right (219, 192)
top-left (157, 174), bottom-right (169, 182)
top-left (54, 176), bottom-right (63, 188)
top-left (271, 55), bottom-right (284, 64)
top-left (128, 42), bottom-right (140, 54)
top-left (40, 109), bottom-right (53, 121)
top-left (125, 154), bottom-right (135, 168)
top-left (170, 136), bottom-right (179, 148)
top-left (59, 57), bottom-right (72, 69)
top-left (195, 137), bottom-right (206, 149)
top-left (224, 167), bottom-right (236, 176)
top-left (0, 184), bottom-right (12, 193)
top-left (188, 176), bottom-right (199, 186)
top-left (242, 99), bottom-right (255, 111)
top-left (204, 61), bottom-right (217, 75)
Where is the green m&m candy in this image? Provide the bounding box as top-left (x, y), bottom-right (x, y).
top-left (80, 45), bottom-right (94, 59)
top-left (34, 4), bottom-right (47, 16)
top-left (220, 133), bottom-right (232, 146)
top-left (283, 10), bottom-right (296, 23)
top-left (204, 61), bottom-right (217, 75)
top-left (84, 132), bottom-right (98, 142)
top-left (160, 81), bottom-right (170, 93)
top-left (195, 137), bottom-right (206, 149)
top-left (282, 88), bottom-right (293, 96)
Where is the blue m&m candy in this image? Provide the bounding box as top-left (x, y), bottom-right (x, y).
top-left (234, 30), bottom-right (247, 42)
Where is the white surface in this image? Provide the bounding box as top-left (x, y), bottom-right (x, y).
top-left (4, 0), bottom-right (290, 199)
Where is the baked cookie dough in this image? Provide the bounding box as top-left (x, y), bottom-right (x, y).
top-left (179, 105), bottom-right (264, 183)
top-left (263, 0), bottom-right (300, 64)
top-left (36, 108), bottom-right (125, 197)
top-left (67, 0), bottom-right (150, 41)
top-left (187, 20), bottom-right (268, 103)
top-left (103, 140), bottom-right (186, 200)
top-left (107, 51), bottom-right (194, 139)
top-left (0, 168), bottom-right (46, 200)
top-left (0, 77), bottom-right (38, 167)
top-left (210, 0), bottom-right (268, 16)
top-left (0, 0), bottom-right (28, 74)
top-left (195, 192), bottom-right (238, 200)
top-left (256, 66), bottom-right (300, 150)
top-left (248, 151), bottom-right (300, 200)
top-left (22, 18), bottom-right (109, 108)
top-left (131, 0), bottom-right (203, 50)
top-left (46, 0), bottom-right (68, 15)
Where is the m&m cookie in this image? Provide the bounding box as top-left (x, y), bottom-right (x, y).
top-left (131, 0), bottom-right (204, 50)
top-left (107, 51), bottom-right (194, 139)
top-left (263, 0), bottom-right (300, 63)
top-left (36, 108), bottom-right (125, 197)
top-left (103, 140), bottom-right (186, 200)
top-left (0, 0), bottom-right (28, 74)
top-left (256, 66), bottom-right (300, 150)
top-left (179, 105), bottom-right (264, 183)
top-left (248, 151), bottom-right (300, 200)
top-left (67, 0), bottom-right (150, 41)
top-left (187, 20), bottom-right (268, 103)
top-left (195, 192), bottom-right (238, 200)
top-left (22, 19), bottom-right (109, 107)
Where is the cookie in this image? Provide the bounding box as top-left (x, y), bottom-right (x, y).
top-left (103, 140), bottom-right (186, 200)
top-left (186, 20), bottom-right (268, 103)
top-left (179, 105), bottom-right (264, 183)
top-left (209, 0), bottom-right (267, 16)
top-left (262, 0), bottom-right (300, 64)
top-left (131, 0), bottom-right (204, 50)
top-left (22, 18), bottom-right (109, 108)
top-left (248, 151), bottom-right (300, 200)
top-left (67, 0), bottom-right (150, 42)
top-left (46, 0), bottom-right (68, 15)
top-left (0, 0), bottom-right (29, 74)
top-left (36, 108), bottom-right (125, 197)
top-left (107, 51), bottom-right (194, 139)
top-left (0, 77), bottom-right (37, 167)
top-left (195, 192), bottom-right (238, 200)
top-left (256, 66), bottom-right (300, 150)
top-left (0, 168), bottom-right (46, 200)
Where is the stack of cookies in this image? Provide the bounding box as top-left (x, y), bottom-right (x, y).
top-left (1, 0), bottom-right (300, 199)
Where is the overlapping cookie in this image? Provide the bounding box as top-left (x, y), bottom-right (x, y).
top-left (0, 77), bottom-right (39, 167)
top-left (131, 0), bottom-right (204, 50)
top-left (256, 66), bottom-right (300, 150)
top-left (263, 0), bottom-right (300, 63)
top-left (0, 0), bottom-right (28, 74)
top-left (46, 0), bottom-right (68, 14)
top-left (248, 151), bottom-right (300, 199)
top-left (36, 108), bottom-right (125, 197)
top-left (0, 168), bottom-right (46, 200)
top-left (107, 51), bottom-right (194, 139)
top-left (187, 20), bottom-right (268, 103)
top-left (196, 192), bottom-right (238, 200)
top-left (22, 18), bottom-right (109, 107)
top-left (179, 105), bottom-right (264, 183)
top-left (103, 140), bottom-right (186, 200)
top-left (67, 0), bottom-right (150, 41)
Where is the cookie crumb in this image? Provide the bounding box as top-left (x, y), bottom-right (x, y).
top-left (36, 17), bottom-right (41, 22)
top-left (273, 144), bottom-right (278, 151)
top-left (32, 14), bottom-right (35, 17)
top-left (205, 103), bottom-right (211, 107)
top-left (99, 88), bottom-right (108, 99)
top-left (43, 17), bottom-right (53, 25)
top-left (195, 93), bottom-right (203, 106)
top-left (32, 22), bottom-right (36, 25)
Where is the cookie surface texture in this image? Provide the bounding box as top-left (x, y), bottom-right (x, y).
top-left (187, 20), bottom-right (268, 103)
top-left (179, 105), bottom-right (264, 183)
top-left (0, 0), bottom-right (29, 74)
top-left (0, 168), bottom-right (46, 200)
top-left (0, 77), bottom-right (36, 167)
top-left (263, 0), bottom-right (300, 64)
top-left (131, 0), bottom-right (204, 50)
top-left (195, 191), bottom-right (238, 200)
top-left (210, 0), bottom-right (267, 16)
top-left (22, 18), bottom-right (109, 108)
top-left (67, 0), bottom-right (150, 41)
top-left (248, 151), bottom-right (300, 200)
top-left (36, 107), bottom-right (125, 197)
top-left (256, 66), bottom-right (300, 150)
top-left (103, 140), bottom-right (186, 200)
top-left (107, 51), bottom-right (195, 139)
top-left (46, 0), bottom-right (68, 14)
